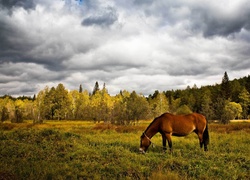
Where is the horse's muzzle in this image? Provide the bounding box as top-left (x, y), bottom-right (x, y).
top-left (139, 148), bottom-right (145, 154)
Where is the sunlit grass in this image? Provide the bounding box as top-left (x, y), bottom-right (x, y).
top-left (0, 120), bottom-right (249, 179)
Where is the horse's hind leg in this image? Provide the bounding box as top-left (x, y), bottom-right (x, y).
top-left (198, 133), bottom-right (203, 149)
top-left (204, 143), bottom-right (208, 151)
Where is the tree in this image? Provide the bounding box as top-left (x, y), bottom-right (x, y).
top-left (100, 87), bottom-right (113, 123)
top-left (33, 89), bottom-right (46, 123)
top-left (217, 100), bottom-right (242, 124)
top-left (69, 89), bottom-right (90, 120)
top-left (224, 102), bottom-right (242, 120)
top-left (213, 96), bottom-right (226, 123)
top-left (1, 106), bottom-right (8, 122)
top-left (89, 90), bottom-right (102, 122)
top-left (200, 89), bottom-right (213, 120)
top-left (22, 99), bottom-right (34, 120)
top-left (221, 71), bottom-right (231, 100)
top-left (149, 91), bottom-right (169, 118)
top-left (11, 100), bottom-right (24, 123)
top-left (92, 81), bottom-right (100, 95)
top-left (0, 97), bottom-right (10, 122)
top-left (175, 105), bottom-right (192, 115)
top-left (230, 79), bottom-right (242, 102)
top-left (170, 98), bottom-right (181, 114)
top-left (127, 91), bottom-right (151, 124)
top-left (112, 93), bottom-right (127, 125)
top-left (44, 86), bottom-right (56, 120)
top-left (54, 83), bottom-right (71, 120)
top-left (238, 88), bottom-right (250, 119)
top-left (79, 84), bottom-right (83, 93)
top-left (111, 90), bottom-right (130, 125)
top-left (165, 90), bottom-right (175, 113)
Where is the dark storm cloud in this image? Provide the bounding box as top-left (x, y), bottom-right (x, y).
top-left (0, 5), bottom-right (76, 71)
top-left (134, 0), bottom-right (153, 6)
top-left (81, 7), bottom-right (118, 27)
top-left (191, 5), bottom-right (250, 37)
top-left (132, 0), bottom-right (250, 38)
top-left (0, 17), bottom-right (35, 63)
top-left (0, 0), bottom-right (35, 10)
top-left (0, 0), bottom-right (250, 96)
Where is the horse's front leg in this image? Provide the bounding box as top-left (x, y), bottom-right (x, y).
top-left (165, 133), bottom-right (172, 153)
top-left (161, 133), bottom-right (167, 153)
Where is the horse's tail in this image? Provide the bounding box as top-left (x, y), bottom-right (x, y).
top-left (203, 123), bottom-right (209, 146)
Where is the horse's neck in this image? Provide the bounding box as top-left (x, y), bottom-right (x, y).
top-left (145, 126), bottom-right (158, 139)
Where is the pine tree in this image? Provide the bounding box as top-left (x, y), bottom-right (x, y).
top-left (92, 81), bottom-right (100, 95)
top-left (79, 84), bottom-right (83, 93)
top-left (221, 71), bottom-right (231, 100)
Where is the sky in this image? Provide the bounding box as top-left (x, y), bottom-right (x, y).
top-left (0, 0), bottom-right (250, 96)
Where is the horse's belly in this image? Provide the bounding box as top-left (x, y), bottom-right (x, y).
top-left (171, 126), bottom-right (195, 136)
top-left (172, 133), bottom-right (189, 137)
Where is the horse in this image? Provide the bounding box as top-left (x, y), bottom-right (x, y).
top-left (139, 113), bottom-right (209, 153)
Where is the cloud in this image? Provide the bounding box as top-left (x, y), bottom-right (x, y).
top-left (0, 0), bottom-right (35, 10)
top-left (190, 1), bottom-right (250, 37)
top-left (0, 0), bottom-right (250, 96)
top-left (131, 0), bottom-right (250, 37)
top-left (81, 6), bottom-right (118, 27)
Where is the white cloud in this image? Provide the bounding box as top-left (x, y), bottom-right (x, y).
top-left (0, 0), bottom-right (249, 96)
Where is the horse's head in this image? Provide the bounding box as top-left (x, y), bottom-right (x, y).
top-left (139, 133), bottom-right (151, 154)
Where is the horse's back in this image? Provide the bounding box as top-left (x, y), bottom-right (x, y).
top-left (159, 113), bottom-right (206, 136)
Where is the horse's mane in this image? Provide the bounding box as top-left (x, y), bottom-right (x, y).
top-left (144, 113), bottom-right (171, 133)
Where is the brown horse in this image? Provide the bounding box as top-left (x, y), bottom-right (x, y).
top-left (139, 113), bottom-right (209, 153)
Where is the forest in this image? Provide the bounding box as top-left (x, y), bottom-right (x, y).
top-left (0, 72), bottom-right (250, 124)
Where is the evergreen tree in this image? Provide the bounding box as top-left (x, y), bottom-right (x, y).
top-left (221, 71), bottom-right (231, 100)
top-left (92, 81), bottom-right (100, 95)
top-left (245, 75), bottom-right (250, 93)
top-left (200, 89), bottom-right (213, 120)
top-left (79, 84), bottom-right (83, 93)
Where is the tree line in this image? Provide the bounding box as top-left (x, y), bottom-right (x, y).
top-left (0, 72), bottom-right (250, 124)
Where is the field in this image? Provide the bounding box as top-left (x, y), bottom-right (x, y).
top-left (0, 120), bottom-right (250, 180)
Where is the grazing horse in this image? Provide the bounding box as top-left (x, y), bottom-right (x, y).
top-left (139, 113), bottom-right (209, 153)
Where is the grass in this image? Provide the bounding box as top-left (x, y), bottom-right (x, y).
top-left (0, 120), bottom-right (250, 179)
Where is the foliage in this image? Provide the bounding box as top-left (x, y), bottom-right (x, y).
top-left (224, 102), bottom-right (242, 120)
top-left (238, 88), bottom-right (250, 119)
top-left (175, 105), bottom-right (192, 115)
top-left (0, 74), bottom-right (250, 124)
top-left (221, 71), bottom-right (231, 100)
top-left (148, 90), bottom-right (169, 117)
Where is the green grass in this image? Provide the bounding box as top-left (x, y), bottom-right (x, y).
top-left (0, 121), bottom-right (250, 179)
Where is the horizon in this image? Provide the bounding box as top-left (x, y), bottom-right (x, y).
top-left (1, 73), bottom-right (249, 98)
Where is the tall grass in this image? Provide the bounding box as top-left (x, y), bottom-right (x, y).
top-left (0, 121), bottom-right (249, 179)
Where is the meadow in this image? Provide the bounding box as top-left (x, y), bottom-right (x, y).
top-left (0, 120), bottom-right (250, 180)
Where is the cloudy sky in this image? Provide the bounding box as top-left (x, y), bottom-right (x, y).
top-left (0, 0), bottom-right (250, 96)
